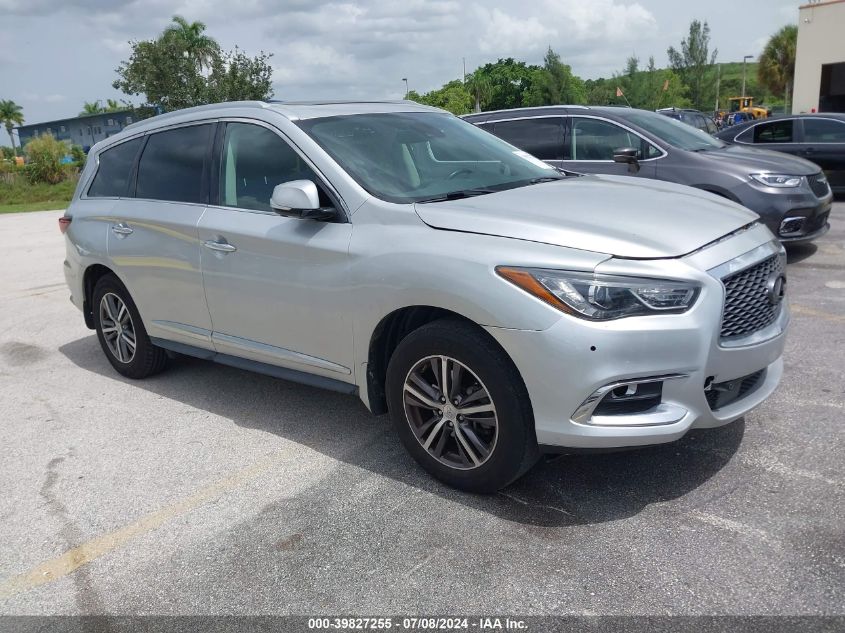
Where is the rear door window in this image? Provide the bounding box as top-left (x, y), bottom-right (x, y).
top-left (87, 138), bottom-right (143, 198)
top-left (753, 120), bottom-right (793, 143)
top-left (490, 118), bottom-right (564, 160)
top-left (136, 124), bottom-right (213, 203)
top-left (802, 118), bottom-right (845, 142)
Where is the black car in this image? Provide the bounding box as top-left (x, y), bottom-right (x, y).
top-left (657, 108), bottom-right (718, 135)
top-left (715, 113), bottom-right (845, 194)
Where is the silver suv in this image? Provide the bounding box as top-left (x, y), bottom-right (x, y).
top-left (62, 100), bottom-right (789, 492)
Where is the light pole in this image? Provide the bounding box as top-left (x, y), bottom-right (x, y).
top-left (741, 55), bottom-right (753, 98)
top-left (402, 78), bottom-right (409, 99)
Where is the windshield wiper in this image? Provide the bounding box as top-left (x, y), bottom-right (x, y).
top-left (416, 188), bottom-right (498, 203)
top-left (528, 176), bottom-right (564, 184)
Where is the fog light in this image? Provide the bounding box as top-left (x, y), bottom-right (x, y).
top-left (572, 373), bottom-right (687, 424)
top-left (779, 217), bottom-right (805, 235)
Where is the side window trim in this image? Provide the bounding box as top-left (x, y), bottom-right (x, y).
top-left (127, 134), bottom-right (149, 199)
top-left (565, 115), bottom-right (666, 162)
top-left (211, 117), bottom-right (349, 221)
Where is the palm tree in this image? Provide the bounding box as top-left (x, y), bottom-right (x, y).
top-left (105, 99), bottom-right (122, 112)
top-left (80, 100), bottom-right (104, 115)
top-left (163, 15), bottom-right (219, 71)
top-left (464, 70), bottom-right (491, 113)
top-left (758, 25), bottom-right (798, 112)
top-left (0, 99), bottom-right (24, 156)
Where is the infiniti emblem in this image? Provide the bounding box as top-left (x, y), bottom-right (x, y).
top-left (766, 272), bottom-right (787, 305)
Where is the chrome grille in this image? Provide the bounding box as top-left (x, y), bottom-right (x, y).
top-left (808, 173), bottom-right (830, 198)
top-left (720, 254), bottom-right (784, 339)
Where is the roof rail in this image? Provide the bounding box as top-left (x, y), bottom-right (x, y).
top-left (122, 100), bottom-right (269, 131)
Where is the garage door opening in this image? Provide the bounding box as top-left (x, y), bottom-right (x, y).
top-left (819, 62), bottom-right (845, 112)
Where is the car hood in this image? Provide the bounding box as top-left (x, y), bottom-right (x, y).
top-left (413, 175), bottom-right (758, 259)
top-left (700, 144), bottom-right (820, 175)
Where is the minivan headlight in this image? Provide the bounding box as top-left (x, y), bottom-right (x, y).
top-left (750, 174), bottom-right (802, 188)
top-left (496, 267), bottom-right (700, 320)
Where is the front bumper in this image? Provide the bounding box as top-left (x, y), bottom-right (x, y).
top-left (485, 225), bottom-right (788, 449)
top-left (740, 181), bottom-right (832, 243)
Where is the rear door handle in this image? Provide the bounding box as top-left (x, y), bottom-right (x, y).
top-left (202, 239), bottom-right (237, 253)
top-left (111, 223), bottom-right (133, 236)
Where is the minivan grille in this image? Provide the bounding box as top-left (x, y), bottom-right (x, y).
top-left (720, 254), bottom-right (784, 339)
top-left (808, 173), bottom-right (830, 198)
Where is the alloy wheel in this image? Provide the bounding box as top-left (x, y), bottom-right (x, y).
top-left (402, 355), bottom-right (498, 470)
top-left (99, 292), bottom-right (136, 364)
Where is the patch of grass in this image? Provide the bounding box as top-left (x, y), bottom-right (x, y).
top-left (0, 178), bottom-right (76, 214)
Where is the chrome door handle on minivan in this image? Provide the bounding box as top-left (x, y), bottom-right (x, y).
top-left (111, 223), bottom-right (133, 236)
top-left (202, 239), bottom-right (237, 253)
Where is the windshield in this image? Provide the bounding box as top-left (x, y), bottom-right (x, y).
top-left (296, 112), bottom-right (562, 203)
top-left (620, 110), bottom-right (725, 151)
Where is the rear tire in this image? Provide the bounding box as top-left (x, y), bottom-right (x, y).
top-left (92, 274), bottom-right (167, 379)
top-left (386, 319), bottom-right (538, 493)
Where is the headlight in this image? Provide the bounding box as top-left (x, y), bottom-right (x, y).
top-left (496, 267), bottom-right (700, 320)
top-left (750, 174), bottom-right (802, 188)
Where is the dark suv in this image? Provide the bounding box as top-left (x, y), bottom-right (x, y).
top-left (464, 106), bottom-right (832, 243)
top-left (657, 107), bottom-right (718, 135)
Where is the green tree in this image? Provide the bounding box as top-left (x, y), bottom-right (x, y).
top-left (163, 15), bottom-right (220, 71)
top-left (113, 16), bottom-right (273, 112)
top-left (464, 71), bottom-right (492, 112)
top-left (524, 47), bottom-right (586, 106)
top-left (614, 56), bottom-right (690, 110)
top-left (205, 47), bottom-right (274, 103)
top-left (105, 99), bottom-right (123, 112)
top-left (408, 80), bottom-right (473, 115)
top-left (0, 100), bottom-right (24, 157)
top-left (80, 100), bottom-right (104, 115)
top-left (667, 20), bottom-right (718, 110)
top-left (758, 25), bottom-right (798, 111)
top-left (24, 134), bottom-right (67, 184)
top-left (471, 59), bottom-right (541, 111)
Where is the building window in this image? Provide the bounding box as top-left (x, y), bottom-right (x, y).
top-left (32, 128), bottom-right (38, 135)
top-left (126, 116), bottom-right (133, 124)
top-left (59, 125), bottom-right (66, 133)
top-left (107, 119), bottom-right (115, 126)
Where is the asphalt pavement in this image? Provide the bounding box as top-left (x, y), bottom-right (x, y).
top-left (0, 204), bottom-right (842, 616)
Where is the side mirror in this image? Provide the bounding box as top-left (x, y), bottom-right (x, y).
top-left (270, 180), bottom-right (335, 221)
top-left (612, 147), bottom-right (641, 174)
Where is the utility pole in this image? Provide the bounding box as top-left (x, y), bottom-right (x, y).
top-left (741, 55), bottom-right (753, 98)
top-left (402, 78), bottom-right (409, 99)
top-left (715, 63), bottom-right (721, 113)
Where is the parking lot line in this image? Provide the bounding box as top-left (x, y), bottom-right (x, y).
top-left (0, 452), bottom-right (285, 602)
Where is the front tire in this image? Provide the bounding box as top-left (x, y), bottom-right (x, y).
top-left (92, 274), bottom-right (167, 379)
top-left (386, 319), bottom-right (538, 493)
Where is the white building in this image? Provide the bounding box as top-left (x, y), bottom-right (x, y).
top-left (793, 0), bottom-right (845, 113)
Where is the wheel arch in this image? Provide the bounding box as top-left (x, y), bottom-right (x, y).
top-left (364, 305), bottom-right (529, 416)
top-left (81, 263), bottom-right (118, 329)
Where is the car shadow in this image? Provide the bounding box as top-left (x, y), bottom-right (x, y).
top-left (786, 242), bottom-right (818, 265)
top-left (59, 336), bottom-right (744, 528)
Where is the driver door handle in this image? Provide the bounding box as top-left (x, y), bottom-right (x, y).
top-left (203, 239), bottom-right (237, 253)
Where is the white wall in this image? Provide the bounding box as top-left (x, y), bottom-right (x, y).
top-left (793, 0), bottom-right (845, 113)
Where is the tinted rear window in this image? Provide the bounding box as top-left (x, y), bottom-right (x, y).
top-left (491, 118), bottom-right (564, 160)
top-left (136, 124), bottom-right (212, 203)
top-left (87, 138), bottom-right (142, 198)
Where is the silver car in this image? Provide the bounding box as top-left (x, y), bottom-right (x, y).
top-left (61, 100), bottom-right (789, 492)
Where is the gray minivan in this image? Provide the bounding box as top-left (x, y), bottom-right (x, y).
top-left (465, 106), bottom-right (832, 243)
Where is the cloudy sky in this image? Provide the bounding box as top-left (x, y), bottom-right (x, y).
top-left (1, 0), bottom-right (798, 145)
